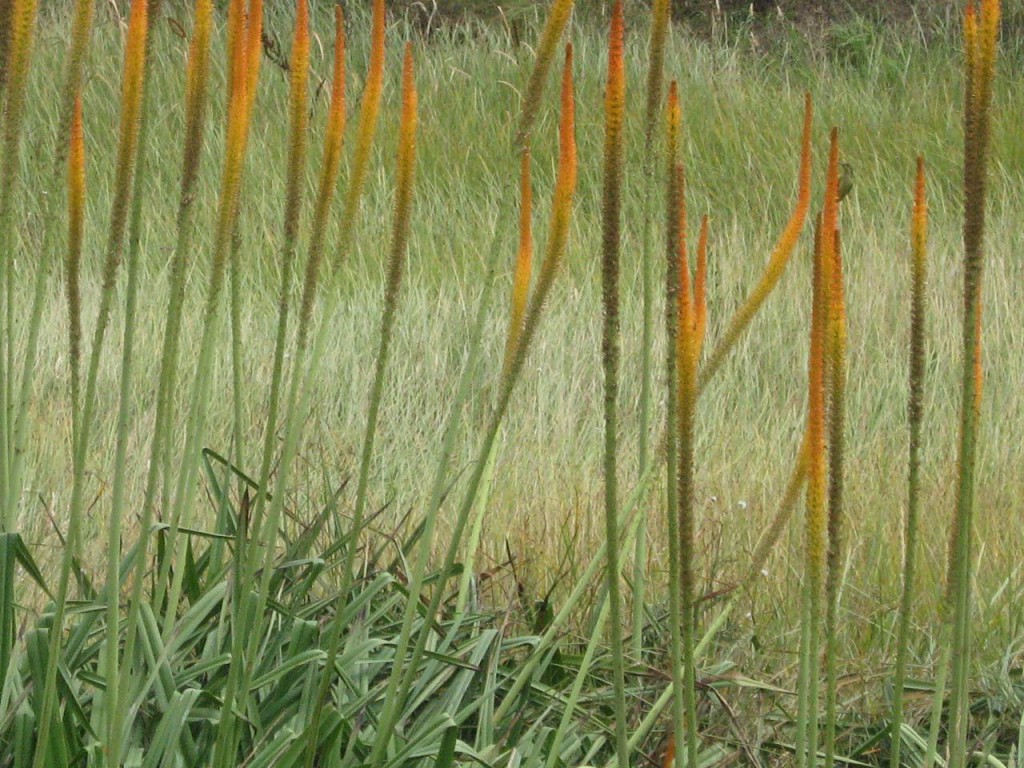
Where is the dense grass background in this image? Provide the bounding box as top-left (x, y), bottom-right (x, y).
top-left (13, 0), bottom-right (1024, 703)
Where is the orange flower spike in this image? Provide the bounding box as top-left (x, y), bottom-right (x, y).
top-left (397, 43), bottom-right (418, 201)
top-left (66, 95), bottom-right (86, 392)
top-left (68, 96), bottom-right (86, 255)
top-left (557, 44), bottom-right (578, 203)
top-left (530, 44), bottom-right (576, 295)
top-left (323, 5), bottom-right (347, 165)
top-left (693, 214), bottom-right (709, 363)
top-left (287, 0), bottom-right (310, 166)
top-left (226, 0), bottom-right (246, 99)
top-left (912, 156), bottom-right (927, 271)
top-left (184, 0), bottom-right (213, 130)
top-left (605, 0), bottom-right (626, 134)
top-left (118, 0), bottom-right (149, 162)
top-left (504, 149), bottom-right (533, 377)
top-left (244, 0), bottom-right (264, 119)
top-left (676, 166), bottom-right (695, 377)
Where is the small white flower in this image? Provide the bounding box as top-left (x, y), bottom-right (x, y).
top-left (737, 500), bottom-right (748, 510)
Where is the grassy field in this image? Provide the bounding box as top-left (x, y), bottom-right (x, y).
top-left (4, 0), bottom-right (1024, 764)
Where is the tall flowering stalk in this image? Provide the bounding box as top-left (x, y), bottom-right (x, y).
top-left (346, 42), bottom-right (424, 768)
top-left (515, 0), bottom-right (574, 151)
top-left (945, 2), bottom-right (1000, 766)
top-left (891, 156), bottom-right (928, 768)
top-left (663, 81), bottom-right (686, 768)
top-left (428, 42), bottom-right (579, 734)
top-left (32, 2), bottom-right (149, 764)
top-left (333, 0), bottom-right (387, 273)
top-left (65, 98), bottom-right (86, 470)
top-left (600, 4), bottom-right (628, 767)
top-left (823, 132), bottom-right (848, 768)
top-left (675, 167), bottom-right (701, 768)
top-left (0, 0), bottom-right (40, 533)
top-left (633, 0), bottom-right (670, 660)
top-left (797, 130), bottom-right (839, 768)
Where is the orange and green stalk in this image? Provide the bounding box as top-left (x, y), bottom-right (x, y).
top-left (286, 12), bottom-right (349, 766)
top-left (693, 216), bottom-right (709, 365)
top-left (663, 82), bottom-right (686, 768)
top-left (503, 149), bottom-right (534, 382)
top-left (798, 206), bottom-right (830, 768)
top-left (514, 0), bottom-right (574, 151)
top-left (699, 93), bottom-right (813, 391)
top-left (946, 2), bottom-right (999, 765)
top-left (676, 172), bottom-right (701, 768)
top-left (246, 0), bottom-right (309, 553)
top-left (226, 0), bottom-right (263, 474)
top-left (600, 4), bottom-right (628, 767)
top-left (121, 0), bottom-right (212, 715)
top-left (823, 130), bottom-right (847, 768)
top-left (34, 1), bottom-right (149, 764)
top-left (66, 97), bottom-right (85, 469)
top-left (0, 0), bottom-right (39, 532)
top-left (345, 43), bottom-right (423, 768)
top-left (408, 41), bottom-right (579, 744)
top-left (633, 0), bottom-right (670, 661)
top-left (332, 0), bottom-right (388, 273)
top-left (891, 155), bottom-right (928, 768)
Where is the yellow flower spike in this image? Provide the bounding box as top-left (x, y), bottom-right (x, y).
top-left (503, 149), bottom-right (533, 381)
top-left (536, 43), bottom-right (576, 289)
top-left (334, 0), bottom-right (386, 269)
top-left (516, 43), bottom-right (576, 347)
top-left (321, 5), bottom-right (346, 168)
top-left (295, 2), bottom-right (346, 335)
top-left (515, 0), bottom-right (575, 151)
top-left (700, 92), bottom-right (813, 390)
top-left (226, 0), bottom-right (246, 99)
top-left (693, 214), bottom-right (709, 364)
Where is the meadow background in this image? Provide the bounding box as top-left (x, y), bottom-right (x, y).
top-left (8, 0), bottom-right (1024, 757)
